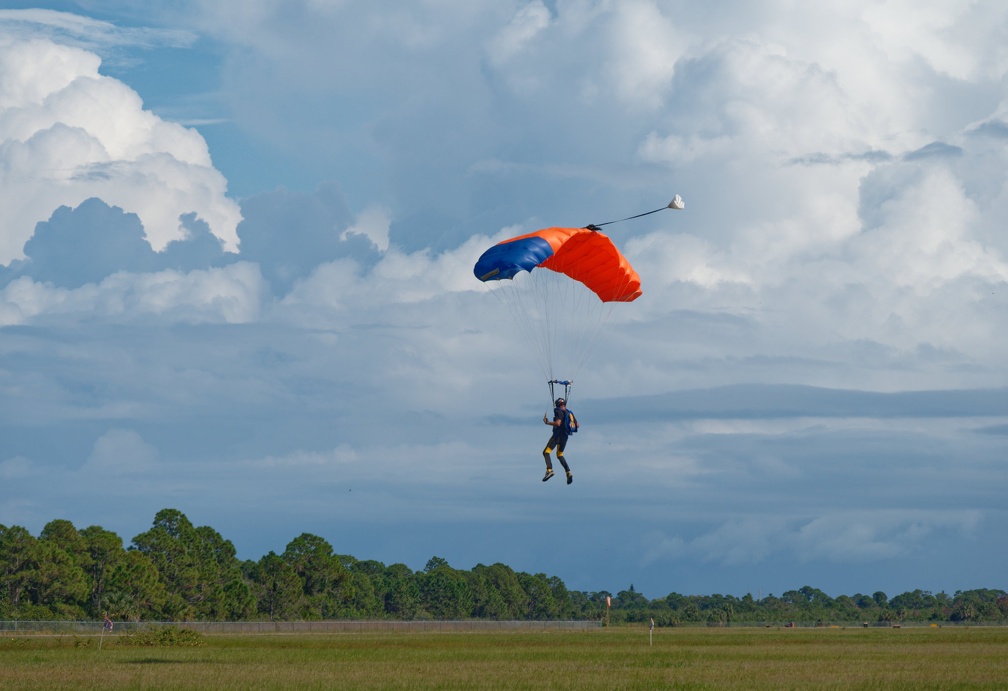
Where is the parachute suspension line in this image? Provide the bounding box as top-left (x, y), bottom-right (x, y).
top-left (586, 195), bottom-right (684, 230)
top-left (538, 231), bottom-right (638, 405)
top-left (541, 258), bottom-right (579, 387)
top-left (486, 262), bottom-right (609, 398)
top-left (486, 273), bottom-right (552, 385)
top-left (484, 269), bottom-right (575, 388)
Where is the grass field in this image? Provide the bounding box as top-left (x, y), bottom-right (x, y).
top-left (2, 625), bottom-right (1006, 689)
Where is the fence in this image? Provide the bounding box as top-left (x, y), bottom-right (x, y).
top-left (0, 619), bottom-right (599, 635)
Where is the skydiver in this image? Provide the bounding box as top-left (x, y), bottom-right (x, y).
top-left (542, 397), bottom-right (577, 484)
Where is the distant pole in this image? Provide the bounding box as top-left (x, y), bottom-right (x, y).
top-left (650, 617), bottom-right (654, 647)
top-left (606, 595), bottom-right (611, 627)
top-left (99, 621), bottom-right (105, 650)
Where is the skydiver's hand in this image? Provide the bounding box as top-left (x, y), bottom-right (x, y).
top-left (543, 413), bottom-right (549, 424)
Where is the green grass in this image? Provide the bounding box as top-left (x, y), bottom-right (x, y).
top-left (2, 626), bottom-right (1006, 689)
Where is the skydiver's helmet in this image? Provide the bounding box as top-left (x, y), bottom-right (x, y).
top-left (555, 398), bottom-right (565, 406)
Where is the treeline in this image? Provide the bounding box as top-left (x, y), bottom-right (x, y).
top-left (1, 509), bottom-right (1005, 625)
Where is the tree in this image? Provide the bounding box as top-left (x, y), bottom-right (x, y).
top-left (31, 520), bottom-right (92, 618)
top-left (191, 525), bottom-right (253, 620)
top-left (282, 533), bottom-right (350, 618)
top-left (249, 552), bottom-right (302, 621)
top-left (10, 507), bottom-right (1008, 626)
top-left (465, 567), bottom-right (505, 620)
top-left (890, 589), bottom-right (937, 621)
top-left (951, 589), bottom-right (1007, 623)
top-left (575, 591), bottom-right (609, 622)
top-left (104, 550), bottom-right (166, 621)
top-left (475, 563), bottom-right (527, 620)
top-left (798, 585), bottom-right (833, 608)
top-left (349, 559), bottom-right (390, 618)
top-left (616, 584), bottom-right (649, 611)
top-left (951, 598), bottom-right (977, 623)
top-left (0, 525), bottom-right (38, 618)
top-left (419, 559), bottom-right (472, 619)
top-left (131, 508), bottom-right (201, 619)
top-left (548, 575), bottom-right (574, 619)
top-left (424, 556), bottom-right (449, 572)
top-left (832, 595), bottom-right (862, 621)
top-left (220, 576), bottom-right (256, 621)
top-left (383, 563), bottom-right (420, 619)
top-left (39, 520), bottom-right (88, 561)
top-left (346, 569), bottom-right (381, 618)
top-left (79, 526), bottom-right (125, 617)
top-left (852, 593), bottom-right (875, 609)
top-left (29, 539), bottom-right (88, 618)
top-left (519, 572), bottom-right (558, 620)
top-left (131, 508), bottom-right (252, 620)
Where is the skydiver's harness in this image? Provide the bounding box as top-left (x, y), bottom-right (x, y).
top-left (544, 379), bottom-right (576, 473)
top-left (548, 379), bottom-right (578, 435)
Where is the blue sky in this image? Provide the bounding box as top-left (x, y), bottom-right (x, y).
top-left (1, 1), bottom-right (1006, 601)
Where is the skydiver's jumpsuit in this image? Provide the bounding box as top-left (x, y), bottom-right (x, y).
top-left (544, 406), bottom-right (574, 474)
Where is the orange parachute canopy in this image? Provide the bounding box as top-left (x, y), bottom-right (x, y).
top-left (473, 226), bottom-right (641, 303)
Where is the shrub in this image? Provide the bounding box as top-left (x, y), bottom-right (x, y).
top-left (119, 626), bottom-right (204, 647)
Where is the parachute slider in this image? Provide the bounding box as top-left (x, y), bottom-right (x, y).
top-left (549, 379), bottom-right (572, 405)
top-left (587, 194), bottom-right (685, 230)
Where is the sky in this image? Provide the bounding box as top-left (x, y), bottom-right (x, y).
top-left (1, 1), bottom-right (1006, 602)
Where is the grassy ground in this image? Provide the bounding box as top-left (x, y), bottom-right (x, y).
top-left (1, 625), bottom-right (1006, 689)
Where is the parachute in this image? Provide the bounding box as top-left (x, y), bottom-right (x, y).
top-left (474, 197), bottom-right (683, 403)
top-left (474, 226), bottom-right (642, 302)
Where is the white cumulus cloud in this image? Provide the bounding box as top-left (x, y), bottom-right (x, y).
top-left (341, 206), bottom-right (391, 252)
top-left (0, 262), bottom-right (264, 326)
top-left (0, 36), bottom-right (241, 264)
top-left (83, 428), bottom-right (159, 474)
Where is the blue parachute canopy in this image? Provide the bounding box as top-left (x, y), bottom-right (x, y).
top-left (474, 236), bottom-right (554, 282)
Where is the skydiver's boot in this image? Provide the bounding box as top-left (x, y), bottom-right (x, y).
top-left (543, 448), bottom-right (554, 481)
top-left (557, 454), bottom-right (572, 485)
